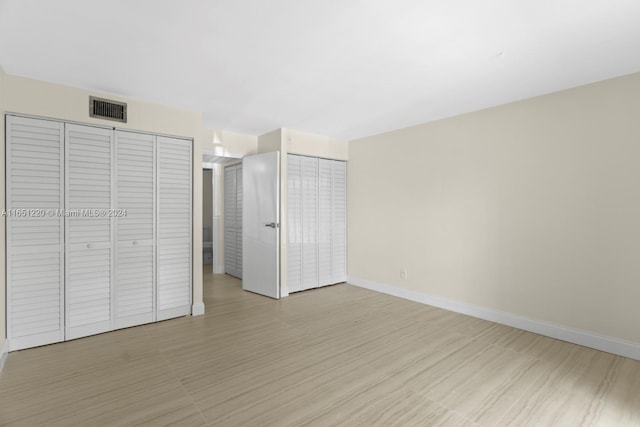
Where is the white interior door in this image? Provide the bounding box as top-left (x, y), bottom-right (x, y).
top-left (242, 151), bottom-right (280, 299)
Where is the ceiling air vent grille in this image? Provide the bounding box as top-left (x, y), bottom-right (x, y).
top-left (89, 96), bottom-right (127, 123)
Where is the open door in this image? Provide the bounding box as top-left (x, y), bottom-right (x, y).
top-left (242, 152), bottom-right (280, 298)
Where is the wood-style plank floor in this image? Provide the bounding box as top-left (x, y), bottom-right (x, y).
top-left (1, 269), bottom-right (639, 426)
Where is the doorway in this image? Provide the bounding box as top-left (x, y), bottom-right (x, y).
top-left (202, 153), bottom-right (242, 277)
top-left (202, 168), bottom-right (214, 270)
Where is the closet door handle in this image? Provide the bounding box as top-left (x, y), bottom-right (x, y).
top-left (265, 222), bottom-right (278, 228)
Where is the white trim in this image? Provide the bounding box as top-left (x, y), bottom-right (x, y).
top-left (0, 339), bottom-right (9, 374)
top-left (192, 302), bottom-right (205, 316)
top-left (348, 276), bottom-right (640, 361)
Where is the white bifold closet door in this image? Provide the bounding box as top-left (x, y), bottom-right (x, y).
top-left (6, 116), bottom-right (65, 351)
top-left (224, 164), bottom-right (242, 279)
top-left (157, 136), bottom-right (192, 321)
top-left (6, 117), bottom-right (193, 350)
top-left (65, 124), bottom-right (114, 340)
top-left (115, 131), bottom-right (155, 329)
top-left (286, 154), bottom-right (347, 293)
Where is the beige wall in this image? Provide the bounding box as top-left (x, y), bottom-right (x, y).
top-left (349, 72), bottom-right (640, 345)
top-left (257, 129), bottom-right (283, 154)
top-left (4, 75), bottom-right (202, 135)
top-left (208, 129), bottom-right (257, 158)
top-left (284, 128), bottom-right (348, 160)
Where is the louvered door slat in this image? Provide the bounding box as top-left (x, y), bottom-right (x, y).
top-left (235, 166), bottom-right (243, 279)
top-left (224, 164), bottom-right (243, 278)
top-left (224, 165), bottom-right (236, 277)
top-left (331, 161), bottom-right (347, 283)
top-left (65, 124), bottom-right (114, 340)
top-left (114, 131), bottom-right (156, 329)
top-left (286, 155), bottom-right (303, 293)
top-left (6, 116), bottom-right (65, 351)
top-left (318, 159), bottom-right (333, 286)
top-left (301, 156), bottom-right (319, 291)
top-left (157, 136), bottom-right (192, 321)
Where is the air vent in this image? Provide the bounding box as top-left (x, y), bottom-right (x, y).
top-left (89, 96), bottom-right (127, 123)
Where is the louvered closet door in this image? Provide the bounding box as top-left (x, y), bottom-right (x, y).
top-left (157, 136), bottom-right (192, 320)
top-left (223, 164), bottom-right (243, 279)
top-left (224, 165), bottom-right (238, 277)
top-left (318, 159), bottom-right (332, 286)
top-left (286, 155), bottom-right (303, 293)
top-left (6, 116), bottom-right (65, 351)
top-left (235, 166), bottom-right (243, 279)
top-left (65, 124), bottom-right (114, 340)
top-left (114, 131), bottom-right (155, 329)
top-left (331, 161), bottom-right (347, 283)
top-left (301, 156), bottom-right (319, 291)
top-left (223, 166), bottom-right (236, 277)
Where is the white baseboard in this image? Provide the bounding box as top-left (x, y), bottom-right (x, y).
top-left (0, 339), bottom-right (9, 375)
top-left (192, 302), bottom-right (205, 316)
top-left (348, 276), bottom-right (640, 361)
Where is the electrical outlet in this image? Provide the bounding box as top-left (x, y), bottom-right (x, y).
top-left (400, 268), bottom-right (408, 280)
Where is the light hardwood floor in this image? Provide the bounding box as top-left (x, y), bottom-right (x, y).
top-left (1, 269), bottom-right (639, 426)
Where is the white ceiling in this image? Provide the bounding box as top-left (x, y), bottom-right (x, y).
top-left (1, 0), bottom-right (639, 140)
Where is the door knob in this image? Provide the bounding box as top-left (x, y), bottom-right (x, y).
top-left (265, 222), bottom-right (277, 228)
